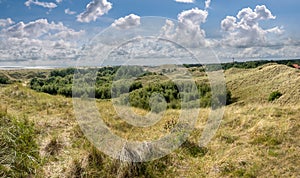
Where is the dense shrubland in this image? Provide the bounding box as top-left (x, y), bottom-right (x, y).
top-left (30, 66), bottom-right (232, 110)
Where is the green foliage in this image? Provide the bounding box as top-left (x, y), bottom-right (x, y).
top-left (221, 59), bottom-right (300, 70)
top-left (114, 66), bottom-right (144, 80)
top-left (129, 81), bottom-right (143, 92)
top-left (0, 112), bottom-right (40, 177)
top-left (251, 133), bottom-right (283, 146)
top-left (268, 91), bottom-right (283, 101)
top-left (181, 141), bottom-right (208, 157)
top-left (50, 68), bottom-right (75, 78)
top-left (30, 66), bottom-right (232, 111)
top-left (222, 60), bottom-right (269, 70)
top-left (0, 73), bottom-right (11, 84)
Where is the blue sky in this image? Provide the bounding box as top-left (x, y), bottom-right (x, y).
top-left (0, 0), bottom-right (300, 66)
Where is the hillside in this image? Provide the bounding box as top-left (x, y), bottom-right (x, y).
top-left (0, 64), bottom-right (299, 177)
top-left (226, 63), bottom-right (300, 105)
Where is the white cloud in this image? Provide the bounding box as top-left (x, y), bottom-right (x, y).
top-left (25, 0), bottom-right (57, 9)
top-left (107, 37), bottom-right (198, 65)
top-left (178, 8), bottom-right (208, 25)
top-left (0, 18), bottom-right (14, 27)
top-left (3, 18), bottom-right (85, 40)
top-left (65, 8), bottom-right (76, 15)
top-left (0, 19), bottom-right (85, 63)
top-left (112, 14), bottom-right (140, 30)
top-left (158, 4), bottom-right (297, 60)
top-left (160, 8), bottom-right (208, 48)
top-left (174, 0), bottom-right (194, 3)
top-left (3, 19), bottom-right (68, 38)
top-left (77, 0), bottom-right (112, 23)
top-left (205, 0), bottom-right (211, 9)
top-left (214, 44), bottom-right (300, 60)
top-left (213, 5), bottom-right (294, 60)
top-left (56, 0), bottom-right (62, 3)
top-left (220, 5), bottom-right (283, 48)
top-left (51, 29), bottom-right (85, 39)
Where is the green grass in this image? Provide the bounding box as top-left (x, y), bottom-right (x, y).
top-left (0, 111), bottom-right (41, 177)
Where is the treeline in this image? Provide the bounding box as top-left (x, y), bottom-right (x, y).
top-left (29, 66), bottom-right (151, 99)
top-left (221, 59), bottom-right (300, 70)
top-left (183, 59), bottom-right (300, 70)
top-left (30, 67), bottom-right (232, 111)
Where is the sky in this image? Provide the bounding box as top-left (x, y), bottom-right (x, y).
top-left (0, 0), bottom-right (300, 67)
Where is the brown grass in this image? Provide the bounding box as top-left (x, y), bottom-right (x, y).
top-left (1, 64), bottom-right (299, 177)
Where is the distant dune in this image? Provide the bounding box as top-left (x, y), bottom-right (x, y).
top-left (226, 63), bottom-right (300, 105)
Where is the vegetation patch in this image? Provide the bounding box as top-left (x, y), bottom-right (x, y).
top-left (268, 91), bottom-right (283, 101)
top-left (30, 66), bottom-right (232, 111)
top-left (0, 111), bottom-right (41, 177)
top-left (0, 73), bottom-right (11, 84)
top-left (1, 62), bottom-right (300, 177)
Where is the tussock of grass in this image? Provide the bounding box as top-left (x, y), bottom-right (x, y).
top-left (67, 158), bottom-right (85, 178)
top-left (44, 136), bottom-right (63, 156)
top-left (0, 111), bottom-right (41, 177)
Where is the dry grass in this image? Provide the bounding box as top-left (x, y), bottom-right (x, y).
top-left (1, 64), bottom-right (299, 177)
top-left (226, 63), bottom-right (300, 105)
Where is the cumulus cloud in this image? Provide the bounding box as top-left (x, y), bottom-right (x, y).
top-left (65, 8), bottom-right (76, 15)
top-left (178, 8), bottom-right (208, 25)
top-left (0, 18), bottom-right (14, 27)
top-left (77, 0), bottom-right (112, 23)
top-left (112, 14), bottom-right (141, 30)
top-left (2, 19), bottom-right (82, 39)
top-left (107, 37), bottom-right (198, 65)
top-left (56, 0), bottom-right (62, 3)
top-left (220, 5), bottom-right (284, 48)
top-left (0, 38), bottom-right (80, 61)
top-left (160, 8), bottom-right (208, 48)
top-left (174, 0), bottom-right (194, 3)
top-left (214, 43), bottom-right (300, 61)
top-left (0, 19), bottom-right (84, 63)
top-left (205, 0), bottom-right (211, 9)
top-left (2, 18), bottom-right (84, 41)
top-left (25, 0), bottom-right (57, 9)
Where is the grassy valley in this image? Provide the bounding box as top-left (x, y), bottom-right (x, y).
top-left (0, 62), bottom-right (299, 177)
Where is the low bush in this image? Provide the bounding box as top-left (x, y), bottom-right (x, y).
top-left (0, 73), bottom-right (11, 84)
top-left (268, 91), bottom-right (282, 101)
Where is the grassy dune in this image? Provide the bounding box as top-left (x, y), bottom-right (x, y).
top-left (226, 63), bottom-right (300, 105)
top-left (0, 63), bottom-right (299, 177)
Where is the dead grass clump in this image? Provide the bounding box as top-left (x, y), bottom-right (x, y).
top-left (44, 137), bottom-right (63, 156)
top-left (67, 158), bottom-right (85, 178)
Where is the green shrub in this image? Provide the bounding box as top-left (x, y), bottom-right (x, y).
top-left (0, 73), bottom-right (11, 84)
top-left (268, 91), bottom-right (282, 101)
top-left (29, 67), bottom-right (233, 111)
